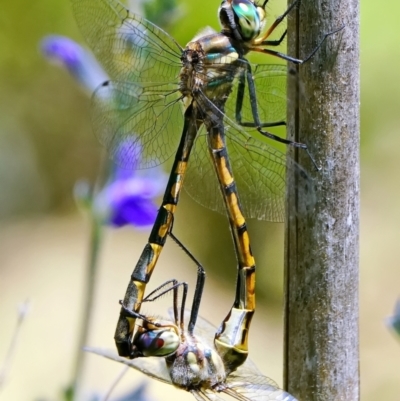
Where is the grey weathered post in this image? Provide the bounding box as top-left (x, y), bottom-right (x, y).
top-left (284, 0), bottom-right (360, 399)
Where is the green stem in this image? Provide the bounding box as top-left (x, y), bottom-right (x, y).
top-left (71, 215), bottom-right (102, 401)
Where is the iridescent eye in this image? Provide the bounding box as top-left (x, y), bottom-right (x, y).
top-left (232, 0), bottom-right (261, 41)
top-left (133, 329), bottom-right (180, 357)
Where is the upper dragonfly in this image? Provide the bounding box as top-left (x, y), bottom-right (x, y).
top-left (70, 0), bottom-right (316, 371)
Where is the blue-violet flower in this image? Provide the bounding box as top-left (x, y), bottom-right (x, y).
top-left (41, 35), bottom-right (108, 93)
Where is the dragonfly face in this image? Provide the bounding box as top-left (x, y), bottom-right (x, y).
top-left (131, 319), bottom-right (180, 358)
top-left (180, 0), bottom-right (278, 103)
top-left (121, 298), bottom-right (228, 391)
top-left (219, 0), bottom-right (266, 43)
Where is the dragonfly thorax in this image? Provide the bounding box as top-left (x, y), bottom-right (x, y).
top-left (180, 33), bottom-right (240, 110)
top-left (180, 42), bottom-right (206, 96)
top-left (166, 333), bottom-right (227, 390)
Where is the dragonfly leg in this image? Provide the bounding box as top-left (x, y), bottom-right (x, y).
top-left (141, 279), bottom-right (180, 302)
top-left (141, 279), bottom-right (189, 331)
top-left (120, 236), bottom-right (204, 336)
top-left (119, 300), bottom-right (164, 327)
top-left (168, 230), bottom-right (206, 335)
top-left (235, 67), bottom-right (286, 129)
top-left (254, 0), bottom-right (300, 45)
top-left (262, 30), bottom-right (287, 47)
top-left (252, 25), bottom-right (345, 64)
top-left (254, 0), bottom-right (344, 64)
top-left (234, 61), bottom-right (320, 170)
top-left (119, 278), bottom-right (188, 322)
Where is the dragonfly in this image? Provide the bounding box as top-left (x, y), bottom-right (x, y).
top-left (87, 232), bottom-right (298, 400)
top-left (71, 0), bottom-right (335, 371)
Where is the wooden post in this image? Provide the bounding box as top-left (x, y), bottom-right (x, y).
top-left (284, 0), bottom-right (360, 399)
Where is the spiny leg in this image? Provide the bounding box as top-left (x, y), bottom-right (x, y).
top-left (262, 30), bottom-right (287, 47)
top-left (235, 65), bottom-right (286, 129)
top-left (252, 25), bottom-right (345, 64)
top-left (120, 227), bottom-right (206, 335)
top-left (254, 0), bottom-right (300, 45)
top-left (168, 230), bottom-right (206, 335)
top-left (246, 26), bottom-right (344, 169)
top-left (120, 280), bottom-right (189, 329)
top-left (234, 60), bottom-right (319, 168)
top-left (233, 9), bottom-right (344, 168)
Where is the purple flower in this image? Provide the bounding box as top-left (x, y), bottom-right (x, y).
top-left (387, 299), bottom-right (400, 338)
top-left (42, 36), bottom-right (166, 229)
top-left (40, 35), bottom-right (108, 92)
top-left (89, 140), bottom-right (167, 228)
top-left (94, 165), bottom-right (166, 228)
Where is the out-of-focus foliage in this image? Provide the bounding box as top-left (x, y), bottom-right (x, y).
top-left (0, 0), bottom-right (99, 216)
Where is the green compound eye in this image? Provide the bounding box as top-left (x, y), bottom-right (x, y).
top-left (232, 0), bottom-right (261, 41)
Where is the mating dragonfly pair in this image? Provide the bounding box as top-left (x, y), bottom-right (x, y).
top-left (71, 0), bottom-right (338, 399)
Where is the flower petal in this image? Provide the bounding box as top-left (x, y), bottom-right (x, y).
top-left (110, 196), bottom-right (158, 228)
top-left (40, 35), bottom-right (108, 92)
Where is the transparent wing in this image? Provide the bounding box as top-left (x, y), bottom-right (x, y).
top-left (184, 127), bottom-right (222, 215)
top-left (70, 0), bottom-right (182, 83)
top-left (85, 347), bottom-right (172, 385)
top-left (226, 63), bottom-right (287, 126)
top-left (92, 80), bottom-right (183, 168)
top-left (183, 311), bottom-right (298, 401)
top-left (222, 363), bottom-right (298, 401)
top-left (87, 314), bottom-right (298, 401)
top-left (71, 0), bottom-right (183, 169)
top-left (183, 308), bottom-right (219, 345)
top-left (71, 0), bottom-right (313, 217)
top-left (185, 85), bottom-right (315, 221)
top-left (196, 389), bottom-right (226, 401)
top-left (86, 347), bottom-right (298, 401)
top-left (168, 309), bottom-right (297, 401)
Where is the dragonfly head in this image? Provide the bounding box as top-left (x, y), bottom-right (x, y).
top-left (131, 320), bottom-right (180, 358)
top-left (219, 0), bottom-right (266, 42)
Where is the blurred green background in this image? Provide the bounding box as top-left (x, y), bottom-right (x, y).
top-left (0, 0), bottom-right (399, 400)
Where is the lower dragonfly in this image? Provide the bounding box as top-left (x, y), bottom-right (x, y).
top-left (71, 0), bottom-right (339, 376)
top-left (88, 231), bottom-right (298, 400)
